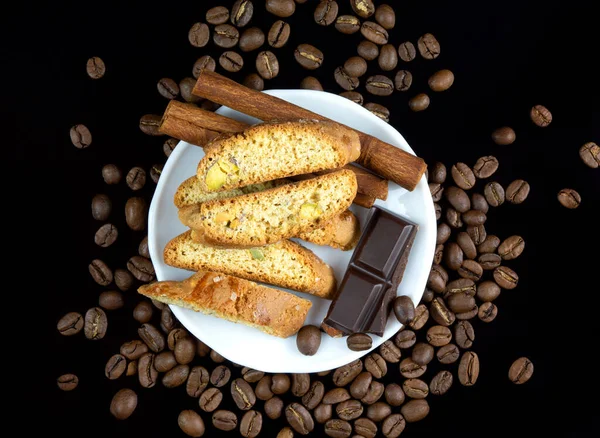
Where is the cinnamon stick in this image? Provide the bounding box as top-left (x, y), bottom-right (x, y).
top-left (192, 71), bottom-right (427, 191)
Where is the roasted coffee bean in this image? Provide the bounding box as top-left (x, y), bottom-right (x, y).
top-left (210, 350), bottom-right (226, 363)
top-left (86, 56), bottom-right (105, 79)
top-left (530, 104), bottom-right (552, 127)
top-left (478, 251), bottom-right (501, 270)
top-left (128, 256), bottom-right (155, 282)
top-left (139, 114), bottom-right (164, 136)
top-left (417, 33), bottom-right (440, 59)
top-left (444, 242), bottom-right (464, 270)
top-left (240, 367), bottom-right (263, 384)
top-left (426, 325), bottom-right (452, 347)
top-left (437, 343), bottom-right (460, 364)
top-left (138, 352), bottom-right (158, 388)
top-left (277, 427), bottom-right (294, 438)
top-left (430, 298), bottom-right (455, 327)
top-left (254, 376), bottom-right (274, 401)
top-left (219, 51), bottom-right (244, 72)
top-left (446, 208), bottom-right (463, 229)
top-left (400, 399), bottom-right (429, 423)
top-left (187, 366), bottom-right (209, 397)
top-left (188, 22), bottom-right (209, 47)
top-left (429, 163), bottom-right (446, 184)
top-left (424, 288), bottom-right (438, 301)
top-left (395, 330), bottom-right (416, 351)
top-left (340, 91), bottom-right (363, 105)
top-left (336, 401), bottom-right (363, 421)
top-left (447, 292), bottom-right (476, 314)
top-left (367, 402), bottom-right (392, 422)
top-left (473, 155), bottom-right (499, 179)
top-left (300, 76), bottom-right (323, 91)
top-left (558, 188), bottom-right (581, 209)
top-left (412, 343), bottom-right (434, 366)
top-left (296, 325), bottom-right (321, 356)
top-left (323, 387), bottom-right (351, 404)
top-left (193, 55), bottom-right (216, 78)
top-left (289, 373), bottom-right (310, 397)
top-left (335, 14), bottom-right (360, 34)
top-left (466, 225), bottom-right (487, 246)
top-left (138, 236), bottom-right (150, 258)
top-left (445, 186), bottom-right (471, 213)
top-left (494, 266), bottom-right (519, 289)
top-left (430, 370), bottom-right (453, 396)
top-left (214, 24), bottom-right (239, 48)
top-left (428, 263), bottom-right (448, 292)
top-left (350, 0), bottom-right (374, 17)
top-left (374, 4), bottom-right (395, 29)
top-left (94, 223), bottom-right (118, 248)
top-left (579, 142), bottom-right (600, 168)
top-left (391, 70), bottom-right (412, 94)
top-left (150, 164), bottom-right (162, 184)
top-left (428, 69), bottom-right (454, 92)
top-left (178, 410), bottom-right (205, 437)
top-left (243, 73), bottom-right (264, 91)
top-left (267, 0), bottom-right (295, 18)
top-left (239, 27), bottom-right (265, 52)
top-left (381, 414), bottom-right (405, 438)
top-left (98, 290), bottom-right (124, 310)
top-left (347, 333), bottom-right (372, 351)
top-left (454, 321), bottom-right (475, 349)
top-left (157, 77), bottom-right (179, 100)
top-left (505, 179), bottom-right (530, 204)
top-left (349, 372), bottom-right (372, 399)
top-left (213, 410), bottom-right (238, 431)
top-left (256, 50), bottom-right (280, 79)
top-left (110, 388), bottom-right (137, 420)
top-left (455, 304), bottom-right (479, 320)
top-left (478, 302), bottom-right (498, 322)
top-left (126, 167), bottom-right (146, 191)
top-left (125, 197), bottom-right (147, 231)
top-left (379, 340), bottom-right (401, 363)
top-left (163, 364), bottom-right (189, 388)
top-left (57, 312), bottom-right (84, 336)
top-left (231, 378), bottom-right (256, 410)
top-left (240, 410), bottom-right (262, 438)
top-left (231, 0), bottom-right (254, 26)
top-left (333, 359), bottom-right (363, 386)
top-left (402, 379), bottom-right (429, 400)
top-left (361, 381), bottom-right (385, 405)
top-left (168, 328), bottom-right (188, 350)
top-left (409, 93), bottom-right (430, 112)
top-left (102, 164), bottom-right (122, 185)
top-left (209, 365), bottom-right (231, 388)
top-left (357, 40), bottom-right (379, 60)
top-left (105, 354), bottom-right (126, 380)
top-left (200, 387), bottom-right (223, 412)
top-left (353, 418), bottom-right (376, 438)
top-left (285, 403), bottom-right (314, 434)
top-left (344, 56), bottom-right (367, 78)
top-left (395, 42), bottom-right (417, 65)
top-left (434, 244), bottom-right (444, 263)
top-left (364, 102), bottom-right (390, 122)
top-left (70, 124), bottom-right (92, 149)
top-left (84, 307), bottom-right (108, 340)
top-left (430, 182), bottom-right (444, 202)
top-left (267, 20), bottom-right (291, 49)
top-left (361, 21), bottom-right (388, 45)
top-left (154, 351), bottom-right (177, 372)
top-left (120, 340), bottom-right (148, 360)
top-left (393, 295), bottom-right (415, 324)
top-left (399, 358), bottom-right (427, 379)
top-left (378, 44), bottom-right (398, 71)
top-left (491, 126), bottom-right (516, 145)
top-left (315, 0), bottom-right (338, 26)
top-left (458, 351), bottom-right (480, 386)
top-left (196, 340), bottom-right (210, 357)
top-left (455, 232), bottom-right (476, 260)
top-left (498, 235), bottom-right (525, 260)
top-left (181, 77), bottom-right (202, 103)
top-left (126, 361), bottom-right (137, 376)
top-left (471, 193), bottom-right (489, 214)
top-left (451, 163), bottom-right (476, 190)
top-left (138, 324), bottom-right (164, 353)
top-left (408, 305), bottom-right (429, 333)
top-left (364, 354), bottom-right (387, 378)
top-left (295, 44), bottom-right (324, 70)
top-left (91, 194), bottom-right (111, 221)
top-left (206, 6), bottom-right (229, 24)
top-left (509, 357), bottom-right (534, 384)
top-left (302, 380), bottom-right (325, 409)
top-left (476, 281), bottom-right (501, 302)
top-left (444, 278), bottom-right (476, 299)
top-left (263, 397), bottom-right (283, 420)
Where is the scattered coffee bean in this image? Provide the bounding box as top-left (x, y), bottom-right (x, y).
top-left (498, 235), bottom-right (525, 260)
top-left (242, 367), bottom-right (264, 384)
top-left (99, 290), bottom-right (124, 310)
top-left (57, 374), bottom-right (79, 391)
top-left (509, 357), bottom-right (534, 384)
top-left (57, 312), bottom-right (84, 336)
top-left (110, 388), bottom-right (137, 420)
top-left (187, 366), bottom-right (210, 397)
top-left (417, 33), bottom-right (440, 59)
top-left (314, 0), bottom-right (338, 26)
top-left (367, 402), bottom-right (392, 422)
top-left (444, 242), bottom-right (464, 270)
top-left (213, 410), bottom-right (238, 431)
top-left (473, 155), bottom-right (499, 179)
top-left (437, 343), bottom-right (460, 364)
top-left (285, 403), bottom-right (314, 434)
top-left (271, 375), bottom-right (291, 396)
top-left (302, 380), bottom-right (325, 409)
top-left (140, 113), bottom-right (164, 135)
top-left (347, 333), bottom-right (372, 351)
top-left (295, 44), bottom-right (324, 70)
top-left (456, 232), bottom-right (477, 260)
top-left (478, 253), bottom-right (501, 270)
top-left (175, 338), bottom-right (196, 364)
top-left (335, 66), bottom-right (360, 90)
top-left (434, 205), bottom-right (442, 221)
top-left (168, 328), bottom-right (188, 350)
top-left (179, 77), bottom-right (202, 103)
top-left (265, 396), bottom-right (284, 420)
top-left (296, 325), bottom-right (321, 356)
top-left (102, 164), bottom-right (122, 185)
top-left (506, 179), bottom-right (530, 204)
top-left (361, 381), bottom-right (385, 405)
top-left (478, 302), bottom-right (498, 322)
top-left (340, 91), bottom-right (363, 105)
top-left (579, 142), bottom-right (599, 168)
top-left (290, 373), bottom-right (310, 397)
top-left (428, 69), bottom-right (455, 92)
top-left (428, 264), bottom-right (448, 292)
top-left (268, 20), bottom-right (291, 48)
top-left (445, 186), bottom-right (471, 212)
top-left (163, 137), bottom-right (178, 157)
top-left (154, 351), bottom-right (177, 372)
top-left (396, 41), bottom-right (417, 63)
top-left (120, 340), bottom-right (148, 360)
top-left (412, 343), bottom-right (434, 366)
top-left (476, 281), bottom-right (501, 303)
top-left (344, 56), bottom-right (367, 78)
top-left (240, 410), bottom-right (262, 438)
top-left (454, 320), bottom-right (475, 349)
top-left (231, 378), bottom-right (256, 410)
top-left (378, 44), bottom-right (398, 71)
top-left (402, 378), bottom-right (429, 400)
top-left (200, 387), bottom-right (223, 412)
top-left (458, 351), bottom-right (480, 386)
top-left (430, 370), bottom-right (453, 396)
top-left (375, 4), bottom-right (395, 29)
top-left (357, 40), bottom-right (379, 60)
top-left (394, 69), bottom-right (413, 92)
top-left (188, 22), bottom-right (210, 47)
top-left (348, 372), bottom-right (371, 400)
top-left (178, 410), bottom-right (205, 437)
top-left (243, 73), bottom-right (264, 91)
top-left (444, 278), bottom-right (476, 299)
top-left (492, 126), bottom-right (516, 145)
top-left (409, 93), bottom-right (430, 112)
top-left (219, 51), bottom-right (244, 72)
top-left (364, 103), bottom-right (390, 122)
top-left (446, 207), bottom-right (463, 229)
top-left (557, 188), bottom-right (581, 209)
top-left (333, 359), bottom-right (363, 386)
top-left (149, 164), bottom-right (162, 184)
top-left (354, 418), bottom-right (377, 438)
top-left (91, 194), bottom-right (111, 221)
top-left (277, 427), bottom-right (294, 438)
top-left (84, 306), bottom-right (108, 340)
top-left (138, 323), bottom-right (165, 352)
top-left (256, 50), bottom-right (280, 79)
top-left (484, 181), bottom-right (505, 207)
top-left (255, 375), bottom-right (274, 401)
top-left (530, 104), bottom-right (552, 127)
top-left (239, 27), bottom-right (265, 52)
top-left (336, 401), bottom-right (363, 422)
top-left (94, 223), bottom-right (118, 248)
top-left (299, 76), bottom-right (323, 91)
top-left (447, 291), bottom-right (477, 314)
top-left (451, 162), bottom-right (476, 190)
top-left (210, 350), bottom-right (226, 363)
top-left (379, 340), bottom-right (401, 363)
top-left (335, 15), bottom-right (360, 34)
top-left (196, 340), bottom-right (210, 357)
top-left (401, 399), bottom-right (429, 422)
top-left (493, 266), bottom-right (519, 289)
top-left (125, 167), bottom-right (146, 191)
top-left (381, 413), bottom-right (405, 438)
top-left (192, 55), bottom-right (216, 78)
top-left (127, 256), bottom-right (155, 282)
top-left (138, 352), bottom-right (158, 388)
top-left (206, 6), bottom-right (229, 25)
top-left (351, 0), bottom-right (375, 18)
top-left (266, 0), bottom-right (296, 18)
top-left (70, 124), bottom-right (92, 149)
top-left (127, 361), bottom-right (137, 376)
top-left (430, 183), bottom-right (444, 202)
top-left (364, 353), bottom-right (387, 378)
top-left (471, 193), bottom-right (489, 214)
top-left (157, 77), bottom-right (179, 100)
top-left (361, 21), bottom-right (388, 45)
top-left (430, 297), bottom-right (455, 327)
top-left (163, 364), bottom-right (189, 388)
top-left (214, 24), bottom-right (239, 48)
top-left (231, 0), bottom-right (254, 26)
top-left (86, 56), bottom-right (105, 79)
top-left (426, 325), bottom-right (452, 347)
top-left (399, 358), bottom-right (427, 379)
top-left (323, 387), bottom-right (351, 404)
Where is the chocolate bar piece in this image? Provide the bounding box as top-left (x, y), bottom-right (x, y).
top-left (322, 206), bottom-right (418, 337)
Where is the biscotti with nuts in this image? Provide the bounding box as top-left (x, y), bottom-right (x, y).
top-left (164, 230), bottom-right (336, 299)
top-left (138, 271), bottom-right (311, 338)
top-left (196, 120), bottom-right (361, 192)
top-left (186, 169), bottom-right (358, 247)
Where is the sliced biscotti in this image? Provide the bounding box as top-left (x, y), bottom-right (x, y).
top-left (174, 176), bottom-right (289, 208)
top-left (138, 271), bottom-right (311, 338)
top-left (164, 230), bottom-right (336, 298)
top-left (196, 120), bottom-right (361, 192)
top-left (191, 169), bottom-right (358, 247)
top-left (298, 210), bottom-right (361, 251)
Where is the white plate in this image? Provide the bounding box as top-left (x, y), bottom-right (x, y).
top-left (149, 90), bottom-right (436, 373)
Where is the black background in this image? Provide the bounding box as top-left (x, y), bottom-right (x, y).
top-left (9, 0), bottom-right (599, 437)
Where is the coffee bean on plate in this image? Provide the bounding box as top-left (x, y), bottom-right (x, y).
top-left (430, 370), bottom-right (453, 396)
top-left (458, 351), bottom-right (480, 386)
top-left (256, 51), bottom-right (280, 79)
top-left (378, 44), bottom-right (398, 71)
top-left (127, 256), bottom-right (155, 282)
top-left (491, 126), bottom-right (516, 145)
top-left (110, 388), bottom-right (137, 420)
top-left (206, 6), bottom-right (229, 25)
top-left (509, 357), bottom-right (534, 384)
top-left (484, 181), bottom-right (505, 207)
top-left (335, 14), bottom-right (360, 34)
top-left (266, 0), bottom-right (295, 18)
top-left (364, 353), bottom-right (387, 378)
top-left (193, 55), bottom-right (216, 78)
top-left (297, 325), bottom-right (321, 355)
top-left (530, 104), bottom-right (552, 127)
top-left (339, 91), bottom-right (363, 105)
top-left (178, 410), bottom-right (205, 437)
top-left (493, 266), bottom-right (519, 289)
top-left (239, 27), bottom-right (265, 52)
top-left (213, 410), bottom-right (238, 431)
top-left (394, 70), bottom-right (413, 92)
top-left (409, 93), bottom-right (430, 112)
top-left (188, 22), bottom-right (209, 47)
top-left (214, 24), bottom-right (239, 48)
top-left (428, 69), bottom-right (454, 91)
top-left (361, 21), bottom-right (388, 45)
top-left (314, 0), bottom-right (338, 26)
top-left (426, 325), bottom-right (452, 347)
top-left (451, 162), bottom-right (476, 190)
top-left (393, 295), bottom-right (415, 324)
top-left (417, 33), bottom-right (440, 59)
top-left (400, 399), bottom-right (429, 422)
top-left (57, 374), bottom-right (79, 391)
top-left (86, 56), bottom-right (105, 79)
top-left (579, 142), bottom-right (599, 168)
top-left (347, 333), bottom-right (372, 351)
top-left (232, 0), bottom-right (254, 26)
top-left (357, 40), bottom-right (379, 60)
top-left (364, 103), bottom-right (389, 122)
top-left (268, 20), bottom-right (291, 48)
top-left (285, 402), bottom-right (314, 434)
top-left (557, 188), bottom-right (581, 209)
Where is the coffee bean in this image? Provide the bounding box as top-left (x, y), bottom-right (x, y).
top-left (138, 352), bottom-right (158, 388)
top-left (335, 14), bottom-right (360, 34)
top-left (471, 193), bottom-right (489, 214)
top-left (402, 378), bottom-right (429, 400)
top-left (333, 359), bottom-right (363, 386)
top-left (437, 344), bottom-right (459, 365)
top-left (491, 126), bottom-right (516, 145)
top-left (361, 381), bottom-right (385, 405)
top-left (241, 367), bottom-right (264, 384)
top-left (409, 93), bottom-right (430, 112)
top-left (427, 163), bottom-right (446, 185)
top-left (428, 263), bottom-right (448, 292)
top-left (357, 40), bottom-right (379, 60)
top-left (444, 278), bottom-right (476, 300)
top-left (446, 208), bottom-right (463, 229)
top-left (483, 181), bottom-right (505, 207)
top-left (430, 183), bottom-right (444, 202)
top-left (102, 164), bottom-right (122, 185)
top-left (428, 69), bottom-right (454, 92)
top-left (374, 4), bottom-right (395, 29)
top-left (392, 295), bottom-right (415, 324)
top-left (285, 402), bottom-right (314, 434)
top-left (110, 388), bottom-right (137, 420)
top-left (188, 22), bottom-right (209, 47)
top-left (178, 410), bottom-right (205, 437)
top-left (445, 186), bottom-right (471, 213)
top-left (400, 399), bottom-right (429, 423)
top-left (506, 179), bottom-right (530, 204)
top-left (240, 73), bottom-right (263, 91)
top-left (478, 253), bottom-right (501, 270)
top-left (199, 387), bottom-right (223, 412)
top-left (379, 340), bottom-right (401, 363)
top-left (498, 235), bottom-right (525, 260)
top-left (302, 380), bottom-right (325, 409)
top-left (354, 418), bottom-right (377, 438)
top-left (83, 306), bottom-right (108, 340)
top-left (399, 358), bottom-right (426, 379)
top-left (289, 374), bottom-right (310, 398)
top-left (323, 387), bottom-right (351, 404)
top-left (260, 396), bottom-right (281, 420)
top-left (98, 290), bottom-right (124, 310)
top-left (394, 42), bottom-right (417, 65)
top-left (451, 163), bottom-right (476, 190)
top-left (240, 410), bottom-right (262, 438)
top-left (86, 56), bottom-right (105, 79)
top-left (391, 71), bottom-right (413, 94)
top-left (454, 232), bottom-right (476, 260)
top-left (148, 163), bottom-right (162, 184)
top-left (214, 24), bottom-right (239, 48)
top-left (364, 354), bottom-right (387, 378)
top-left (378, 44), bottom-right (398, 71)
top-left (210, 349), bottom-right (226, 363)
top-left (57, 373), bottom-right (79, 391)
top-left (430, 297), bottom-right (455, 327)
top-left (266, 21), bottom-right (291, 49)
top-left (163, 364), bottom-right (190, 388)
top-left (209, 366), bottom-right (231, 388)
top-left (193, 55), bottom-right (216, 79)
top-left (94, 223), bottom-right (118, 248)
top-left (351, 0), bottom-right (374, 18)
top-left (70, 124), bottom-right (93, 149)
top-left (139, 113), bottom-right (164, 135)
top-left (367, 402), bottom-right (391, 422)
top-left (138, 324), bottom-right (165, 353)
top-left (447, 292), bottom-right (476, 314)
top-left (125, 166), bottom-right (146, 191)
top-left (395, 331), bottom-right (416, 352)
top-left (579, 142), bottom-right (600, 168)
top-left (466, 224), bottom-right (487, 246)
top-left (348, 372), bottom-right (372, 400)
top-left (187, 366), bottom-right (209, 397)
top-left (336, 401), bottom-right (363, 421)
top-left (412, 343), bottom-right (434, 366)
top-left (509, 357), bottom-right (534, 384)
top-left (417, 33), bottom-right (440, 59)
top-left (91, 194), bottom-right (111, 221)
top-left (181, 78), bottom-right (203, 104)
top-left (251, 376), bottom-right (272, 401)
top-left (218, 51), bottom-right (243, 73)
top-left (231, 378), bottom-right (256, 410)
top-left (455, 320), bottom-right (475, 349)
top-left (315, 0), bottom-right (338, 26)
top-left (530, 104), bottom-right (552, 127)
top-left (458, 351), bottom-right (480, 386)
top-left (206, 6), bottom-right (229, 25)
top-left (426, 325), bottom-right (452, 347)
top-left (296, 325), bottom-right (321, 355)
top-left (478, 302), bottom-right (498, 323)
top-left (294, 44), bottom-right (324, 70)
top-left (455, 304), bottom-right (479, 321)
top-left (163, 137), bottom-right (178, 157)
top-left (168, 328), bottom-right (189, 350)
top-left (444, 242), bottom-right (464, 270)
top-left (239, 27), bottom-right (265, 52)
top-left (425, 288), bottom-right (437, 303)
top-left (430, 370), bottom-right (453, 396)
top-left (364, 103), bottom-right (390, 122)
top-left (340, 92), bottom-right (364, 107)
top-left (473, 155), bottom-right (499, 179)
top-left (558, 188), bottom-right (581, 209)
top-left (120, 340), bottom-right (148, 360)
top-left (380, 413), bottom-right (405, 438)
top-left (57, 311), bottom-right (84, 336)
top-left (256, 50), bottom-right (280, 79)
top-left (361, 21), bottom-right (388, 45)
top-left (344, 56), bottom-right (367, 78)
top-left (493, 266), bottom-right (519, 289)
top-left (232, 0), bottom-right (254, 26)
top-left (127, 256), bottom-right (155, 282)
top-left (267, 0), bottom-right (296, 18)
top-left (173, 338), bottom-right (195, 365)
top-left (196, 340), bottom-right (210, 357)
top-left (475, 281), bottom-right (500, 303)
top-left (213, 410), bottom-right (238, 431)
top-left (154, 351), bottom-right (177, 372)
top-left (156, 77), bottom-right (179, 100)
top-left (433, 244), bottom-right (444, 264)
top-left (277, 427), bottom-right (294, 438)
top-left (347, 333), bottom-right (372, 351)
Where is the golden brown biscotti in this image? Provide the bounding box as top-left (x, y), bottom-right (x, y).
top-left (196, 120), bottom-right (361, 192)
top-left (298, 210), bottom-right (361, 251)
top-left (138, 271), bottom-right (311, 338)
top-left (188, 170), bottom-right (358, 247)
top-left (165, 230), bottom-right (336, 299)
top-left (174, 176), bottom-right (289, 208)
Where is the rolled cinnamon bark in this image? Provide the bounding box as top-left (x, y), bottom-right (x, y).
top-left (192, 71), bottom-right (427, 191)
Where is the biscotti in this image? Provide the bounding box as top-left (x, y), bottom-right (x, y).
top-left (138, 271), bottom-right (311, 338)
top-left (297, 210), bottom-right (361, 251)
top-left (164, 230), bottom-right (336, 299)
top-left (196, 120), bottom-right (361, 192)
top-left (185, 169), bottom-right (358, 247)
